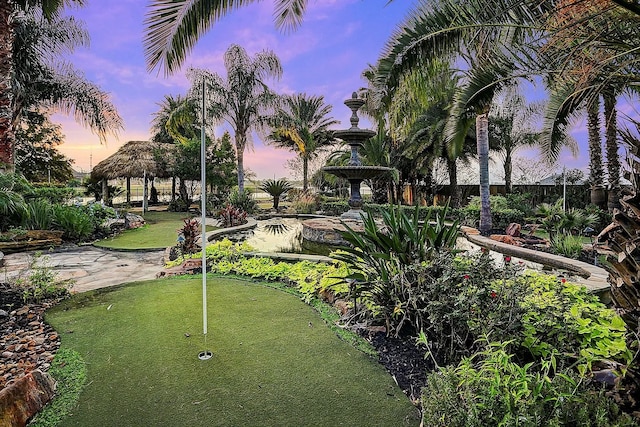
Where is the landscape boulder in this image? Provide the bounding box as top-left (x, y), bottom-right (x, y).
top-left (0, 370), bottom-right (56, 427)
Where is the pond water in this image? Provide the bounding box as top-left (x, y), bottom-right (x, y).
top-left (221, 217), bottom-right (339, 256)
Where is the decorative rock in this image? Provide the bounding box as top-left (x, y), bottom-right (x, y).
top-left (0, 310), bottom-right (8, 318)
top-left (0, 370), bottom-right (56, 427)
top-left (505, 223), bottom-right (522, 237)
top-left (123, 213), bottom-right (145, 229)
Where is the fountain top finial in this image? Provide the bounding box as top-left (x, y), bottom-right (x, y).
top-left (344, 92), bottom-right (365, 129)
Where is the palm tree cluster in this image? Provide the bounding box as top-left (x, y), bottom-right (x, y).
top-left (0, 0), bottom-right (122, 171)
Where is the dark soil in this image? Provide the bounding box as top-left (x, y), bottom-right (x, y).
top-left (366, 332), bottom-right (433, 403)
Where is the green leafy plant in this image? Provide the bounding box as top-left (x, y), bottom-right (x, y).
top-left (331, 204), bottom-right (460, 336)
top-left (17, 252), bottom-right (72, 303)
top-left (22, 198), bottom-right (53, 230)
top-left (260, 178), bottom-right (293, 211)
top-left (420, 341), bottom-right (635, 427)
top-left (552, 232), bottom-right (584, 259)
top-left (535, 199), bottom-right (598, 240)
top-left (52, 205), bottom-right (94, 240)
top-left (227, 188), bottom-right (257, 214)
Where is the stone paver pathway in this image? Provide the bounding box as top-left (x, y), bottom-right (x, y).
top-left (2, 246), bottom-right (164, 293)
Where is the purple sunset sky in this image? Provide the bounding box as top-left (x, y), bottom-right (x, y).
top-left (52, 0), bottom-right (610, 179)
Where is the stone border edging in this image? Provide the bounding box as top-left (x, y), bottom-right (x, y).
top-left (203, 217), bottom-right (258, 244)
top-left (461, 226), bottom-right (610, 295)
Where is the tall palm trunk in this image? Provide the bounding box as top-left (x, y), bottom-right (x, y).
top-left (236, 132), bottom-right (246, 192)
top-left (587, 97), bottom-right (605, 208)
top-left (0, 1), bottom-right (15, 171)
top-left (504, 148), bottom-right (513, 194)
top-left (477, 113), bottom-right (492, 235)
top-left (302, 154), bottom-right (309, 191)
top-left (447, 157), bottom-right (461, 207)
top-left (603, 90), bottom-right (620, 211)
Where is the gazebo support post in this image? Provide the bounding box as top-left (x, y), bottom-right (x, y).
top-left (101, 178), bottom-right (109, 205)
top-left (126, 177), bottom-right (131, 204)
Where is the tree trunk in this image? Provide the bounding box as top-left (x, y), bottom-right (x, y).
top-left (447, 157), bottom-right (461, 207)
top-left (587, 97), bottom-right (606, 209)
top-left (302, 155), bottom-right (308, 191)
top-left (179, 178), bottom-right (189, 207)
top-left (477, 114), bottom-right (492, 235)
top-left (604, 90), bottom-right (621, 212)
top-left (171, 176), bottom-right (176, 202)
top-left (504, 148), bottom-right (513, 194)
top-left (236, 132), bottom-right (246, 193)
top-left (126, 177), bottom-right (131, 204)
top-left (0, 2), bottom-right (15, 171)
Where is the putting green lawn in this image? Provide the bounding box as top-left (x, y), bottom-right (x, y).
top-left (94, 211), bottom-right (216, 250)
top-left (46, 276), bottom-right (418, 426)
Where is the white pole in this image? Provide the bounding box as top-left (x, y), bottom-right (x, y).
top-left (143, 170), bottom-right (147, 214)
top-left (200, 78), bottom-right (208, 338)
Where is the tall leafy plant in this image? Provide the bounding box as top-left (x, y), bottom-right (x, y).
top-left (331, 204), bottom-right (460, 335)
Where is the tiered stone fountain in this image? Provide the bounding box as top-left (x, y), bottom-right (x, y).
top-left (302, 92), bottom-right (392, 246)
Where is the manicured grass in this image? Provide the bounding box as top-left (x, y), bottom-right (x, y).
top-left (46, 276), bottom-right (418, 426)
top-left (94, 211), bottom-right (216, 250)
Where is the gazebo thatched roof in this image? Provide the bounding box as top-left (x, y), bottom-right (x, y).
top-left (92, 140), bottom-right (175, 180)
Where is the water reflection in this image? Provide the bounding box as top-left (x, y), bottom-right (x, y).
top-left (244, 218), bottom-right (304, 253)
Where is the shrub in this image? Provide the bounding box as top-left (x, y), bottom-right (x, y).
top-left (227, 188), bottom-right (257, 214)
top-left (177, 218), bottom-right (200, 255)
top-left (52, 205), bottom-right (94, 240)
top-left (15, 252), bottom-right (72, 303)
top-left (218, 203), bottom-right (247, 227)
top-left (27, 185), bottom-right (78, 204)
top-left (331, 204), bottom-right (461, 336)
top-left (167, 198), bottom-right (190, 212)
top-left (22, 199), bottom-right (54, 230)
top-left (552, 232), bottom-right (584, 259)
top-left (421, 342), bottom-right (635, 427)
top-left (457, 205), bottom-right (525, 230)
top-left (290, 189), bottom-right (320, 214)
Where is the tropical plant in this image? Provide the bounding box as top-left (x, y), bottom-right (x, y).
top-left (226, 188), bottom-right (257, 214)
top-left (267, 93), bottom-right (338, 191)
top-left (187, 44), bottom-right (282, 192)
top-left (260, 179), bottom-right (293, 211)
top-left (217, 203), bottom-right (247, 228)
top-left (421, 341), bottom-right (635, 427)
top-left (22, 198), bottom-right (53, 230)
top-left (1, 3), bottom-right (122, 170)
top-left (177, 217), bottom-right (200, 255)
top-left (52, 204), bottom-right (94, 240)
top-left (289, 189), bottom-right (320, 214)
top-left (331, 204), bottom-right (460, 335)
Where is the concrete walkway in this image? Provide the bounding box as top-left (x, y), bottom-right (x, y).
top-left (1, 246), bottom-right (164, 293)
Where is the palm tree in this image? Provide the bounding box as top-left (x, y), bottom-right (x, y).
top-left (267, 93), bottom-right (338, 191)
top-left (150, 94), bottom-right (199, 205)
top-left (586, 97), bottom-right (606, 208)
top-left (144, 1), bottom-right (307, 75)
top-left (1, 0), bottom-right (122, 171)
top-left (260, 178), bottom-right (293, 211)
top-left (188, 44), bottom-right (282, 193)
top-left (488, 88), bottom-right (578, 194)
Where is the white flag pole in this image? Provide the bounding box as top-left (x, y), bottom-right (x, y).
top-left (199, 77), bottom-right (212, 360)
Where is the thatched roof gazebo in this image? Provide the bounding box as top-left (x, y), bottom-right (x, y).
top-left (92, 140), bottom-right (175, 206)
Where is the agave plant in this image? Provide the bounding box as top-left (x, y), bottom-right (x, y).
top-left (331, 204), bottom-right (460, 334)
top-left (260, 179), bottom-right (293, 211)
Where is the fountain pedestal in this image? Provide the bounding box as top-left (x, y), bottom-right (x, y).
top-left (322, 92), bottom-right (392, 221)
